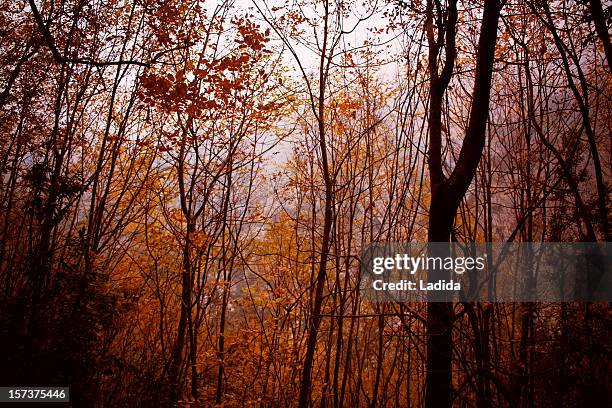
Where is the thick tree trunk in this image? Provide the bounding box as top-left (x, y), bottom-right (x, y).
top-left (425, 186), bottom-right (455, 408)
top-left (423, 0), bottom-right (501, 407)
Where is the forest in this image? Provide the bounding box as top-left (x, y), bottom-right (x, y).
top-left (0, 0), bottom-right (610, 406)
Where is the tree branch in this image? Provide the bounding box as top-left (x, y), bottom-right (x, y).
top-left (27, 0), bottom-right (150, 67)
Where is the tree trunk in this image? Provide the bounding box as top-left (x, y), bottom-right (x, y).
top-left (589, 0), bottom-right (612, 73)
top-left (423, 1), bottom-right (501, 407)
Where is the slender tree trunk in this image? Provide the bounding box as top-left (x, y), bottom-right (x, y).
top-left (589, 0), bottom-right (612, 72)
top-left (297, 1), bottom-right (335, 406)
top-left (168, 220), bottom-right (194, 405)
top-left (371, 313), bottom-right (385, 408)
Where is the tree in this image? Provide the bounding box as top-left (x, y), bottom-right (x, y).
top-left (423, 0), bottom-right (502, 406)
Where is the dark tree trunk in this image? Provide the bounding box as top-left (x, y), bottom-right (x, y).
top-left (297, 1), bottom-right (335, 406)
top-left (423, 0), bottom-right (501, 407)
top-left (589, 0), bottom-right (612, 73)
top-left (425, 186), bottom-right (455, 408)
